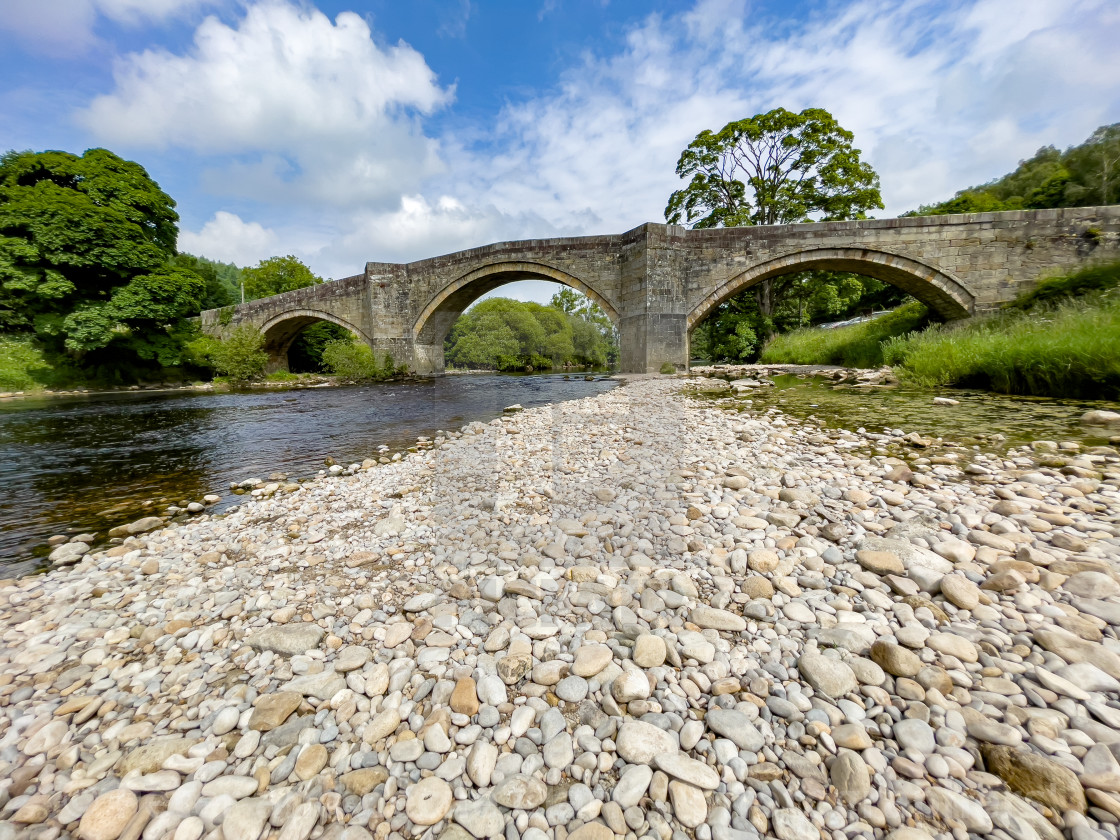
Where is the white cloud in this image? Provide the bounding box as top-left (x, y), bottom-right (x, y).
top-left (178, 211), bottom-right (279, 268)
top-left (439, 0), bottom-right (472, 39)
top-left (80, 2), bottom-right (453, 208)
top-left (86, 0), bottom-right (1120, 290)
top-left (0, 0), bottom-right (215, 52)
top-left (454, 0), bottom-right (1120, 232)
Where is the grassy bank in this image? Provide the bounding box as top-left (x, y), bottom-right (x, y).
top-left (758, 260), bottom-right (1120, 400)
top-left (759, 301), bottom-right (930, 368)
top-left (884, 292), bottom-right (1120, 398)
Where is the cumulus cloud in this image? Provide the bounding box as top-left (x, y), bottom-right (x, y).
top-left (470, 0), bottom-right (1120, 230)
top-left (79, 0), bottom-right (1120, 280)
top-left (81, 2), bottom-right (453, 208)
top-left (178, 211), bottom-right (279, 269)
top-left (0, 0), bottom-right (215, 52)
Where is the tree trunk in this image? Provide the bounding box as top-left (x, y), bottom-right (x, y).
top-left (755, 278), bottom-right (775, 338)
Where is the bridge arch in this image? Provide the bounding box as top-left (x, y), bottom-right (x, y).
top-left (257, 308), bottom-right (370, 373)
top-left (412, 261), bottom-right (619, 352)
top-left (687, 247), bottom-right (976, 333)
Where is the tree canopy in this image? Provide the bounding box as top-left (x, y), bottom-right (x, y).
top-left (911, 123), bottom-right (1120, 216)
top-left (0, 148), bottom-right (207, 370)
top-left (445, 293), bottom-right (617, 371)
top-left (172, 253), bottom-right (241, 310)
top-left (242, 255), bottom-right (323, 301)
top-left (666, 107), bottom-right (888, 352)
top-left (666, 107), bottom-right (883, 229)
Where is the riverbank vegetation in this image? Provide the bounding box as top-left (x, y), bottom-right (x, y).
top-left (910, 123), bottom-right (1120, 215)
top-left (444, 292), bottom-right (617, 371)
top-left (681, 120), bottom-right (1120, 367)
top-left (760, 261), bottom-right (1120, 399)
top-left (759, 301), bottom-right (931, 368)
top-left (0, 146), bottom-right (354, 389)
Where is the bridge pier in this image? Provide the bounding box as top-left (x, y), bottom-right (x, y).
top-left (620, 314), bottom-right (691, 373)
top-left (200, 207), bottom-right (1120, 377)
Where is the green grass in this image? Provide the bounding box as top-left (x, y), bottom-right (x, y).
top-left (759, 301), bottom-right (930, 368)
top-left (883, 291), bottom-right (1120, 399)
top-left (0, 336), bottom-right (49, 391)
top-left (1007, 259), bottom-right (1120, 312)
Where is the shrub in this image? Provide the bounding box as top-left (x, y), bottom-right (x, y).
top-left (0, 336), bottom-right (48, 391)
top-left (209, 326), bottom-right (268, 382)
top-left (321, 341), bottom-right (387, 379)
top-left (1006, 259), bottom-right (1120, 312)
top-left (660, 362), bottom-right (677, 374)
top-left (760, 301), bottom-right (931, 368)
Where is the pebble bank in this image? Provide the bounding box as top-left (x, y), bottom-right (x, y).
top-left (2, 376), bottom-right (1120, 840)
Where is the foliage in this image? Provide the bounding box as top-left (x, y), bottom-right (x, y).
top-left (666, 107), bottom-right (883, 230)
top-left (659, 362), bottom-right (677, 375)
top-left (0, 147), bottom-right (212, 378)
top-left (551, 288), bottom-right (618, 366)
top-left (760, 301), bottom-right (931, 368)
top-left (60, 267), bottom-right (205, 366)
top-left (320, 341), bottom-right (396, 380)
top-left (691, 300), bottom-right (762, 363)
top-left (666, 107), bottom-right (885, 341)
top-left (446, 294), bottom-right (617, 371)
top-left (0, 335), bottom-right (48, 390)
top-left (242, 255), bottom-right (323, 301)
top-left (692, 272), bottom-right (909, 364)
top-left (882, 293), bottom-right (1120, 399)
top-left (172, 253), bottom-right (241, 310)
top-left (289, 322), bottom-right (353, 372)
top-left (911, 123), bottom-right (1120, 215)
top-left (203, 326), bottom-right (268, 382)
top-left (1004, 259), bottom-right (1120, 312)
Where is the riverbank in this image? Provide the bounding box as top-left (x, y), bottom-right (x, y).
top-left (2, 377), bottom-right (1119, 840)
top-left (0, 373), bottom-right (437, 403)
top-left (757, 263), bottom-right (1120, 401)
top-left (0, 375), bottom-right (621, 567)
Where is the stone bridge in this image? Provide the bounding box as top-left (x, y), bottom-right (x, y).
top-left (200, 206), bottom-right (1120, 374)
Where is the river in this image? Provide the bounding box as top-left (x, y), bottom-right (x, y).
top-left (0, 373), bottom-right (617, 572)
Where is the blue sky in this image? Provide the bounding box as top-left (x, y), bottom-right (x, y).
top-left (2, 0), bottom-right (1119, 304)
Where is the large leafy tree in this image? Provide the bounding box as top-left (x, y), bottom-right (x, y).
top-left (445, 296), bottom-right (617, 370)
top-left (666, 108), bottom-right (883, 331)
top-left (0, 148), bottom-right (205, 368)
top-left (550, 288), bottom-right (618, 366)
top-left (666, 107), bottom-right (883, 229)
top-left (242, 255), bottom-right (323, 301)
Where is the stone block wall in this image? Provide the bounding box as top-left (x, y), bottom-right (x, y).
top-left (200, 205), bottom-right (1120, 374)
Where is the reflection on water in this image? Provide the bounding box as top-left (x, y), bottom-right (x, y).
top-left (0, 374), bottom-right (617, 572)
top-left (739, 374), bottom-right (1119, 451)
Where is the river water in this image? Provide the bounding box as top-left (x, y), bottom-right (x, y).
top-left (0, 374), bottom-right (617, 572)
top-left (3, 371), bottom-right (1117, 575)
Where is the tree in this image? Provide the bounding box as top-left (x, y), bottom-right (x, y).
top-left (242, 255), bottom-right (323, 301)
top-left (209, 326), bottom-right (268, 381)
top-left (0, 147), bottom-right (210, 372)
top-left (666, 107), bottom-right (883, 325)
top-left (911, 123), bottom-right (1120, 216)
top-left (549, 288), bottom-right (618, 365)
top-left (550, 287), bottom-right (584, 315)
top-left (172, 253), bottom-right (240, 310)
top-left (289, 322), bottom-right (353, 372)
top-left (444, 296), bottom-right (617, 371)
